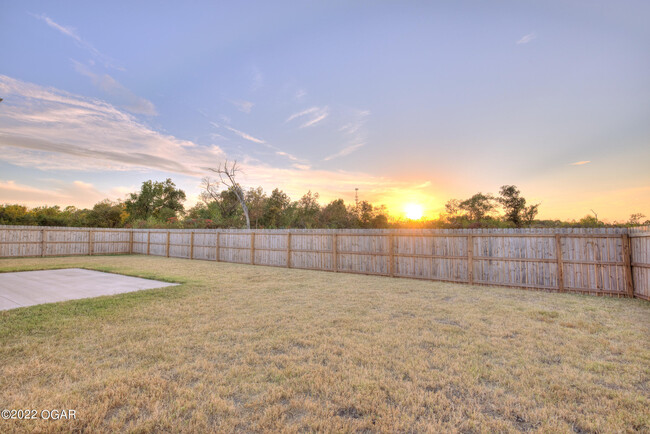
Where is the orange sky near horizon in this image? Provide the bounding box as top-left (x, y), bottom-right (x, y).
top-left (1, 175), bottom-right (648, 224)
top-left (313, 182), bottom-right (650, 224)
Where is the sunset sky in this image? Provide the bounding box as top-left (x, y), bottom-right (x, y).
top-left (1, 1), bottom-right (648, 222)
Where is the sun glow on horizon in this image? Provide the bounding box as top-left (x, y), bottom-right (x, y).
top-left (404, 203), bottom-right (424, 220)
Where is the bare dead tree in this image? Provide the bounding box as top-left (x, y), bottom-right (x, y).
top-left (205, 160), bottom-right (250, 229)
top-left (591, 209), bottom-right (598, 223)
top-left (200, 177), bottom-right (238, 217)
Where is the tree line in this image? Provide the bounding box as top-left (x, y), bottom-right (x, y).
top-left (0, 178), bottom-right (647, 229)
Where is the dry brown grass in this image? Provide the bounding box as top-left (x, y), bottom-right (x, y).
top-left (0, 255), bottom-right (649, 433)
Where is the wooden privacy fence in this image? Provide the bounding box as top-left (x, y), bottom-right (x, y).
top-left (629, 225), bottom-right (650, 301)
top-left (1, 225), bottom-right (649, 300)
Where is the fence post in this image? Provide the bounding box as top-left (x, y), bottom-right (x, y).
top-left (287, 232), bottom-right (292, 268)
top-left (216, 231), bottom-right (220, 262)
top-left (129, 230), bottom-right (134, 254)
top-left (41, 229), bottom-right (46, 257)
top-left (147, 231), bottom-right (151, 256)
top-left (622, 234), bottom-right (634, 297)
top-left (389, 233), bottom-right (395, 277)
top-left (467, 235), bottom-right (473, 285)
top-left (555, 234), bottom-right (565, 292)
top-left (333, 233), bottom-right (338, 272)
top-left (89, 230), bottom-right (93, 256)
top-left (251, 232), bottom-right (256, 265)
top-left (166, 231), bottom-right (171, 257)
top-left (190, 231), bottom-right (194, 260)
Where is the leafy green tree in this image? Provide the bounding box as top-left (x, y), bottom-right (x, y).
top-left (261, 188), bottom-right (291, 228)
top-left (0, 204), bottom-right (30, 225)
top-left (445, 199), bottom-right (461, 216)
top-left (578, 215), bottom-right (602, 227)
top-left (125, 179), bottom-right (186, 222)
top-left (60, 206), bottom-right (91, 227)
top-left (87, 200), bottom-right (125, 228)
top-left (450, 193), bottom-right (496, 221)
top-left (627, 213), bottom-right (647, 226)
top-left (197, 187), bottom-right (244, 228)
top-left (444, 192), bottom-right (502, 227)
top-left (349, 201), bottom-right (389, 228)
top-left (371, 205), bottom-right (390, 228)
top-left (497, 185), bottom-right (539, 227)
top-left (186, 202), bottom-right (210, 219)
top-left (29, 206), bottom-right (69, 226)
top-left (321, 199), bottom-right (350, 228)
top-left (291, 191), bottom-right (321, 228)
top-left (245, 187), bottom-right (267, 229)
top-left (205, 161), bottom-right (251, 229)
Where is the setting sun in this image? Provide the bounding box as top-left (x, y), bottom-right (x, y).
top-left (404, 203), bottom-right (424, 220)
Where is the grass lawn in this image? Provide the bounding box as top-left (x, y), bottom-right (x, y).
top-left (1, 255), bottom-right (649, 433)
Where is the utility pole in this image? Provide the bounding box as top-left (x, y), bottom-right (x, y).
top-left (355, 188), bottom-right (359, 210)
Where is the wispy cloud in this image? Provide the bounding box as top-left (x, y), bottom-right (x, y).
top-left (222, 125), bottom-right (266, 144)
top-left (0, 75), bottom-right (434, 214)
top-left (516, 33), bottom-right (536, 45)
top-left (301, 111), bottom-right (328, 128)
top-left (0, 75), bottom-right (222, 174)
top-left (210, 132), bottom-right (226, 141)
top-left (276, 151), bottom-right (299, 161)
top-left (211, 119), bottom-right (307, 166)
top-left (250, 66), bottom-right (263, 92)
top-left (323, 109), bottom-right (370, 161)
top-left (32, 13), bottom-right (123, 70)
top-left (570, 160), bottom-right (591, 166)
top-left (286, 106), bottom-right (329, 128)
top-left (286, 107), bottom-right (318, 122)
top-left (324, 143), bottom-right (365, 161)
top-left (231, 100), bottom-right (254, 114)
top-left (72, 60), bottom-right (156, 115)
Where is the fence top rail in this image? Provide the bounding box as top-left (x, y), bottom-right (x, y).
top-left (0, 225), bottom-right (633, 235)
top-left (0, 225), bottom-right (129, 232)
top-left (130, 228), bottom-right (631, 235)
top-left (142, 231), bottom-right (623, 238)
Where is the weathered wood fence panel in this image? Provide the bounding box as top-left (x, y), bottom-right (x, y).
top-left (0, 227), bottom-right (132, 257)
top-left (0, 228), bottom-right (42, 257)
top-left (132, 230), bottom-right (149, 255)
top-left (394, 235), bottom-right (466, 282)
top-left (291, 233), bottom-right (333, 271)
top-left (1, 225), bottom-right (646, 300)
top-left (629, 226), bottom-right (650, 301)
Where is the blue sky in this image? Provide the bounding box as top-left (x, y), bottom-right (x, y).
top-left (0, 0), bottom-right (648, 221)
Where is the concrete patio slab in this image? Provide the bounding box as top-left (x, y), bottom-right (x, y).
top-left (0, 268), bottom-right (178, 311)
